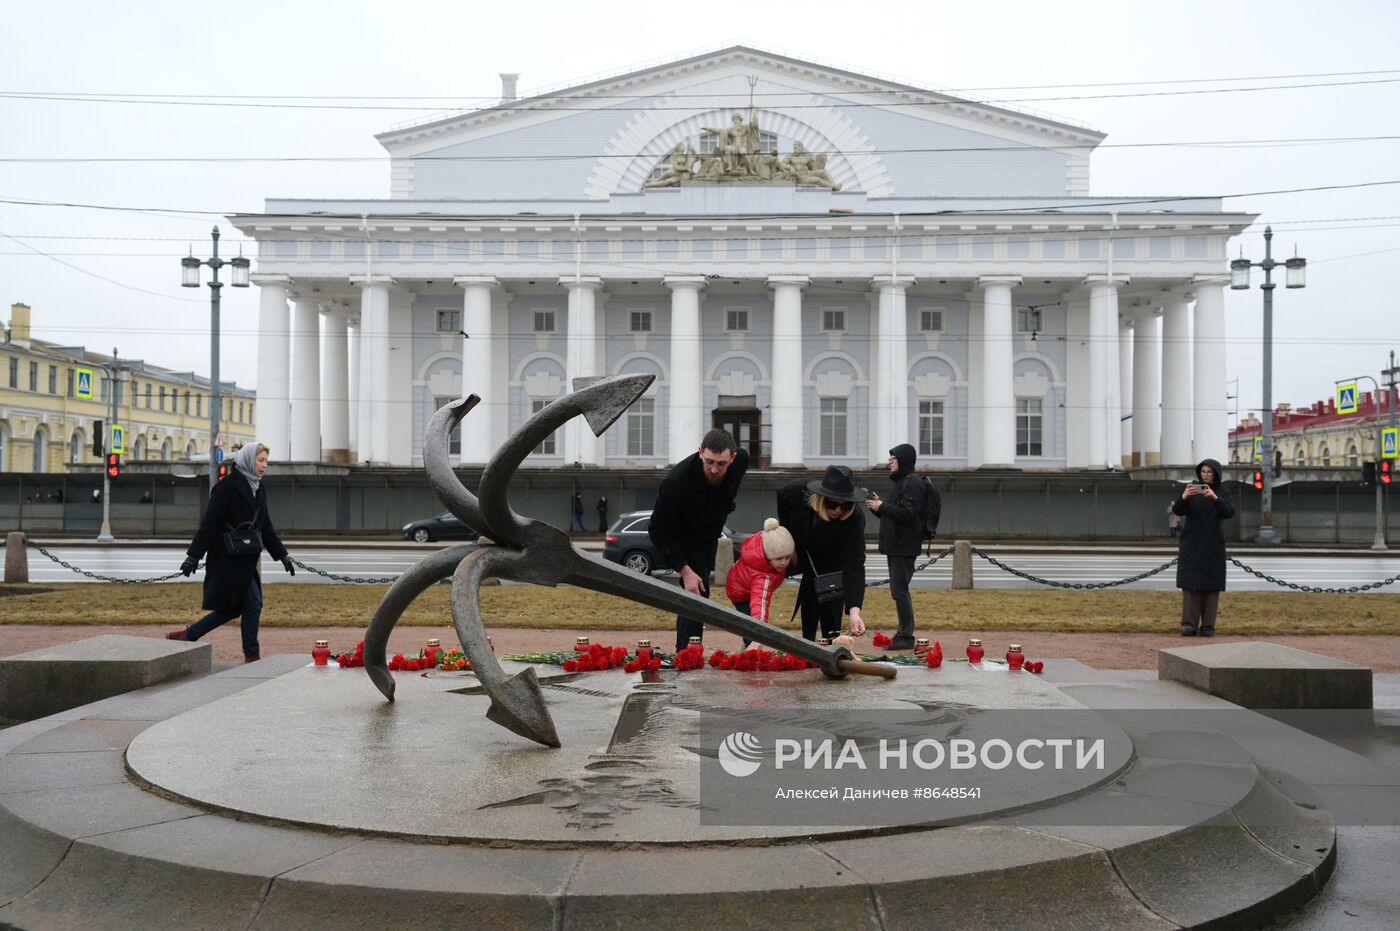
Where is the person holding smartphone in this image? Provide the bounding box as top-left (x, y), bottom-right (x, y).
top-left (1170, 458), bottom-right (1235, 637)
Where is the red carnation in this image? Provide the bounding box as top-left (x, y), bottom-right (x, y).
top-left (562, 659), bottom-right (578, 672)
top-left (872, 632), bottom-right (892, 648)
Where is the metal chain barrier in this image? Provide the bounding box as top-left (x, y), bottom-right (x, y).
top-left (1228, 556), bottom-right (1400, 594)
top-left (289, 556), bottom-right (398, 585)
top-left (867, 546), bottom-right (954, 588)
top-left (970, 546), bottom-right (1178, 590)
top-left (31, 543), bottom-right (192, 584)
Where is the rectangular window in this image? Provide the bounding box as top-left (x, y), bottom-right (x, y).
top-left (1016, 398), bottom-right (1044, 457)
top-left (66, 368), bottom-right (74, 397)
top-left (819, 397), bottom-right (848, 457)
top-left (532, 310), bottom-right (556, 333)
top-left (433, 396), bottom-right (461, 454)
top-left (196, 395), bottom-right (202, 417)
top-left (626, 397), bottom-right (655, 456)
top-left (159, 386), bottom-right (166, 411)
top-left (238, 401), bottom-right (245, 422)
top-left (530, 399), bottom-right (557, 455)
top-left (918, 400), bottom-right (945, 456)
top-left (145, 383), bottom-right (152, 408)
top-left (29, 361), bottom-right (38, 391)
top-left (48, 365), bottom-right (57, 394)
top-left (629, 310), bottom-right (652, 333)
top-left (919, 309), bottom-right (944, 333)
top-left (8, 357), bottom-right (16, 388)
top-left (822, 309), bottom-right (846, 332)
top-left (435, 309), bottom-right (461, 333)
top-left (184, 391), bottom-right (190, 414)
top-left (725, 308), bottom-right (749, 332)
top-left (1017, 308), bottom-right (1043, 333)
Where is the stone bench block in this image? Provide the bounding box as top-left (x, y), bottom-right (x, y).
top-left (0, 635), bottom-right (210, 721)
top-left (1159, 641), bottom-right (1372, 710)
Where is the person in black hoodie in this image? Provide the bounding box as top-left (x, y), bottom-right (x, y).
top-left (868, 443), bottom-right (927, 650)
top-left (649, 429), bottom-right (749, 650)
top-left (777, 465), bottom-right (868, 642)
top-left (1171, 457), bottom-right (1235, 637)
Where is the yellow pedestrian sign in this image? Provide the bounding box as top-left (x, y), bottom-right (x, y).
top-left (1384, 427), bottom-right (1398, 460)
top-left (75, 367), bottom-right (94, 400)
top-left (1253, 437), bottom-right (1262, 461)
top-left (1337, 382), bottom-right (1358, 415)
top-left (110, 424), bottom-right (125, 454)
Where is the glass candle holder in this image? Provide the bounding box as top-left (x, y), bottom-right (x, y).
top-left (688, 636), bottom-right (702, 648)
top-left (312, 640), bottom-right (331, 666)
top-left (574, 637), bottom-right (590, 653)
top-left (817, 637), bottom-right (832, 646)
top-left (1006, 643), bottom-right (1025, 670)
top-left (636, 639), bottom-right (652, 659)
top-left (966, 638), bottom-right (985, 663)
top-left (424, 638), bottom-right (443, 664)
top-left (915, 638), bottom-right (930, 656)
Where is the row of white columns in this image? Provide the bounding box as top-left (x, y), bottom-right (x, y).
top-left (252, 272), bottom-right (1229, 469)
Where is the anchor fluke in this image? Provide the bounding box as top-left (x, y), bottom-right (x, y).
top-left (484, 667), bottom-right (561, 748)
top-left (574, 373), bottom-right (655, 435)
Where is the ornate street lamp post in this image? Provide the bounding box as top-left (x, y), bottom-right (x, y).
top-left (1231, 226), bottom-right (1305, 544)
top-left (181, 226), bottom-right (250, 482)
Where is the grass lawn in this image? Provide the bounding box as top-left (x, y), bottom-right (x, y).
top-left (2, 583), bottom-right (1398, 636)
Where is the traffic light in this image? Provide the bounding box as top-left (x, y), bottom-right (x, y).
top-left (1383, 460), bottom-right (1394, 486)
top-left (1363, 461), bottom-right (1377, 488)
top-left (92, 420), bottom-right (104, 457)
top-left (217, 464), bottom-right (229, 480)
top-left (1252, 469), bottom-right (1264, 490)
top-left (105, 453), bottom-right (121, 479)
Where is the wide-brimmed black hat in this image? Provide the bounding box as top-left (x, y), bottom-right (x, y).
top-left (806, 465), bottom-right (868, 503)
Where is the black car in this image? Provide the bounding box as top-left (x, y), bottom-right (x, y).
top-left (601, 510), bottom-right (750, 576)
top-left (402, 510), bottom-right (481, 543)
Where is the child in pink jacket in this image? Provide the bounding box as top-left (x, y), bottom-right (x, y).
top-left (726, 518), bottom-right (796, 644)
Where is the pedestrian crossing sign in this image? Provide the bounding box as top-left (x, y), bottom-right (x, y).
top-left (1337, 382), bottom-right (1358, 415)
top-left (1253, 437), bottom-right (1262, 461)
top-left (1385, 427), bottom-right (1398, 460)
top-left (75, 367), bottom-right (94, 400)
top-left (110, 424), bottom-right (125, 454)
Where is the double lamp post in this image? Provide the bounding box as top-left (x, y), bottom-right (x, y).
top-left (181, 227), bottom-right (249, 480)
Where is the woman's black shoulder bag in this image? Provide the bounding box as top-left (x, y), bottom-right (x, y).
top-left (222, 501), bottom-right (264, 557)
top-left (806, 551), bottom-right (845, 604)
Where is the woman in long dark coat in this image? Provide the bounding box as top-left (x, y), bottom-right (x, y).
top-left (167, 443), bottom-right (293, 661)
top-left (776, 465), bottom-right (868, 642)
top-left (1171, 457), bottom-right (1235, 637)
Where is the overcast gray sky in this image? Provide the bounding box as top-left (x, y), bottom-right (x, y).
top-left (4, 0), bottom-right (1398, 424)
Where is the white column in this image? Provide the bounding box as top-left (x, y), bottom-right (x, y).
top-left (352, 276), bottom-right (393, 464)
top-left (977, 276), bottom-right (1020, 467)
top-left (346, 316), bottom-right (361, 460)
top-left (767, 275), bottom-right (807, 466)
top-left (455, 276), bottom-right (498, 465)
top-left (1192, 275), bottom-right (1229, 463)
top-left (252, 276), bottom-right (290, 459)
top-left (289, 295), bottom-right (322, 461)
top-left (1160, 295), bottom-right (1193, 465)
top-left (1084, 275), bottom-right (1128, 468)
top-left (1131, 310), bottom-right (1162, 467)
top-left (1063, 297), bottom-right (1090, 467)
top-left (560, 276), bottom-right (604, 466)
top-left (1118, 315), bottom-right (1133, 469)
top-left (664, 276), bottom-right (706, 463)
top-left (320, 306), bottom-right (350, 463)
top-left (871, 276), bottom-right (914, 464)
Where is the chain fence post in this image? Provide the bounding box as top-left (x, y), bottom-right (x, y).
top-left (4, 532), bottom-right (28, 584)
top-left (952, 540), bottom-right (973, 589)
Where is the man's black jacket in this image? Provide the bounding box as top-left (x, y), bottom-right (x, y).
top-left (648, 447), bottom-right (749, 576)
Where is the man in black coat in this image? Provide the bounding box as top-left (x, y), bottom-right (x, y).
top-left (867, 443), bottom-right (928, 650)
top-left (1171, 457), bottom-right (1235, 637)
top-left (649, 429), bottom-right (749, 650)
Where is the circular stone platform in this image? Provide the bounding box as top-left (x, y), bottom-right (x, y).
top-left (0, 656), bottom-right (1337, 930)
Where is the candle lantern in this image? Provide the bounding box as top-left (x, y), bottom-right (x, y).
top-left (312, 640), bottom-right (331, 666)
top-left (1006, 643), bottom-right (1025, 670)
top-left (966, 638), bottom-right (985, 663)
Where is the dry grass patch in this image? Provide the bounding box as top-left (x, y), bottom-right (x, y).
top-left (1, 583), bottom-right (1397, 636)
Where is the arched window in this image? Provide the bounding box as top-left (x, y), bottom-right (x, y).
top-left (1295, 448), bottom-right (1306, 467)
top-left (185, 441), bottom-right (197, 459)
top-left (1319, 445), bottom-right (1331, 467)
top-left (69, 431), bottom-right (81, 464)
top-left (1347, 443), bottom-right (1359, 466)
top-left (133, 437), bottom-right (145, 461)
top-left (32, 426), bottom-right (47, 472)
top-left (161, 439), bottom-right (172, 461)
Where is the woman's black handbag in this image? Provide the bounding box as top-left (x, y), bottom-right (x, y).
top-left (806, 552), bottom-right (844, 604)
top-left (222, 503), bottom-right (264, 557)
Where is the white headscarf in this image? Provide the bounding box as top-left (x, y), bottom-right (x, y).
top-left (233, 443), bottom-right (264, 495)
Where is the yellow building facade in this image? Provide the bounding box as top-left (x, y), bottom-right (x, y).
top-left (1, 302), bottom-right (256, 473)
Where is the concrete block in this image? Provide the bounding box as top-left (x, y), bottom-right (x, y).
top-left (0, 635), bottom-right (211, 720)
top-left (1159, 641), bottom-right (1372, 710)
top-left (952, 539), bottom-right (973, 589)
top-left (4, 532), bottom-right (27, 583)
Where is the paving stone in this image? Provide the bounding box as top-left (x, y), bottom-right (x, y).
top-left (1271, 827), bottom-right (1400, 930)
top-left (0, 802), bottom-right (69, 909)
top-left (1112, 814), bottom-right (1317, 928)
top-left (1, 781), bottom-right (197, 838)
top-left (4, 718), bottom-right (155, 754)
top-left (1109, 756), bottom-right (1258, 809)
top-left (45, 672), bottom-right (263, 722)
top-left (0, 635), bottom-right (210, 720)
top-left (0, 749), bottom-right (127, 795)
top-left (1160, 641), bottom-right (1373, 710)
top-left (0, 720), bottom-right (66, 757)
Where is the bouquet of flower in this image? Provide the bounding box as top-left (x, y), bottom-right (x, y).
top-left (334, 641), bottom-right (366, 668)
top-left (387, 651), bottom-right (433, 672)
top-left (707, 648), bottom-right (817, 672)
top-left (438, 649), bottom-right (472, 671)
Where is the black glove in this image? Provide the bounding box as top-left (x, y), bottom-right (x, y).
top-left (282, 556), bottom-right (295, 576)
top-left (180, 557), bottom-right (198, 577)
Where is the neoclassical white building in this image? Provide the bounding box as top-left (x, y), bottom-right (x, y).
top-left (233, 47), bottom-right (1252, 471)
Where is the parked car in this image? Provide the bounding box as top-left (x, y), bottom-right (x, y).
top-left (402, 510), bottom-right (481, 543)
top-left (601, 510), bottom-right (751, 576)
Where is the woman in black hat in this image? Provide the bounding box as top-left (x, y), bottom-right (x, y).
top-left (776, 465), bottom-right (868, 642)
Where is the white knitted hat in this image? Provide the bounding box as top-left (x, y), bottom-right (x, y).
top-left (761, 517), bottom-right (795, 561)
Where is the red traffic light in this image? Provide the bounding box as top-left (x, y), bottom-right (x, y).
top-left (1252, 469), bottom-right (1264, 490)
top-left (105, 453), bottom-right (121, 479)
top-left (1383, 460), bottom-right (1394, 485)
top-left (217, 464), bottom-right (229, 480)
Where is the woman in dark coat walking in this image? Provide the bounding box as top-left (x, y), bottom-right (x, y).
top-left (168, 443), bottom-right (293, 661)
top-left (776, 465), bottom-right (868, 642)
top-left (1171, 457), bottom-right (1235, 637)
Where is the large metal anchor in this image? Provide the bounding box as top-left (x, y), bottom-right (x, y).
top-left (363, 373), bottom-right (894, 748)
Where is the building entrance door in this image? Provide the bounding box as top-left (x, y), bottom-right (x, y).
top-left (713, 405), bottom-right (768, 468)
